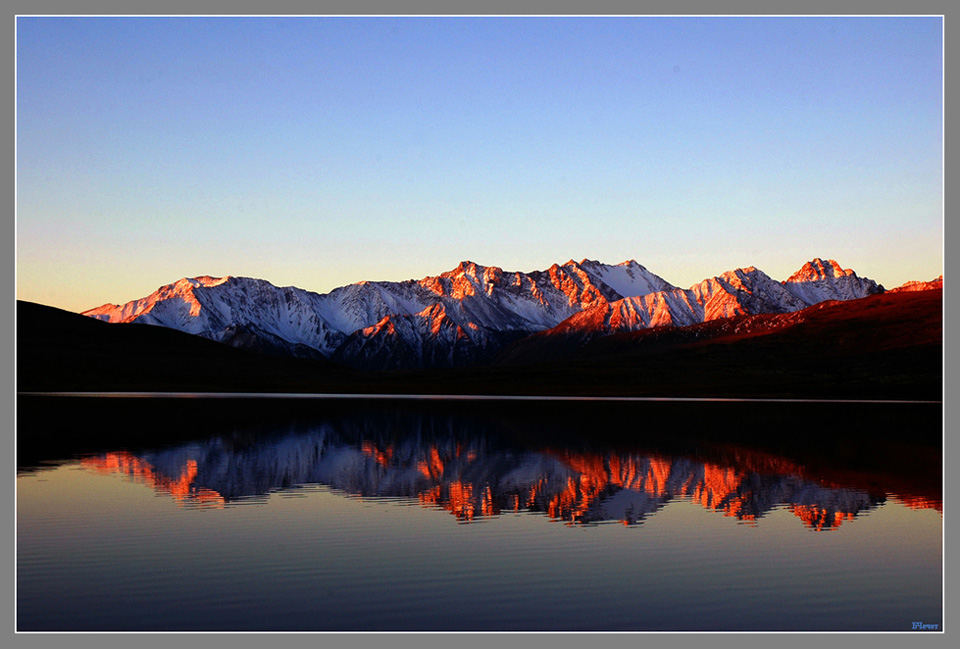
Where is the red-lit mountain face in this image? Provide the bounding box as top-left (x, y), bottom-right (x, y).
top-left (500, 280), bottom-right (943, 363)
top-left (888, 275), bottom-right (943, 293)
top-left (500, 273), bottom-right (941, 367)
top-left (79, 258), bottom-right (911, 370)
top-left (83, 259), bottom-right (674, 368)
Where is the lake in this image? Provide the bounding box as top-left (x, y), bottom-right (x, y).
top-left (16, 395), bottom-right (943, 632)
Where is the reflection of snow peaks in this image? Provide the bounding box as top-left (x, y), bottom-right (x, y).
top-left (790, 505), bottom-right (856, 531)
top-left (82, 451), bottom-right (225, 508)
top-left (78, 424), bottom-right (922, 531)
top-left (892, 495), bottom-right (943, 512)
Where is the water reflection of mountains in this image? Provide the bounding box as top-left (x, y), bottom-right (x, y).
top-left (79, 416), bottom-right (938, 530)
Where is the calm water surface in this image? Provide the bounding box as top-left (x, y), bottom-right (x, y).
top-left (16, 397), bottom-right (943, 631)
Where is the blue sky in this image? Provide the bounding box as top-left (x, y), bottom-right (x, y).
top-left (17, 16), bottom-right (943, 311)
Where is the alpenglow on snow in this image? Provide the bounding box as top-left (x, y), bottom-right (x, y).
top-left (83, 258), bottom-right (883, 369)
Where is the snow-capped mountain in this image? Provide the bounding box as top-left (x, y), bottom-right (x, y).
top-left (539, 258), bottom-right (883, 342)
top-left (82, 257), bottom-right (884, 370)
top-left (83, 275), bottom-right (352, 356)
top-left (889, 275), bottom-right (943, 293)
top-left (782, 258), bottom-right (886, 304)
top-left (83, 259), bottom-right (675, 368)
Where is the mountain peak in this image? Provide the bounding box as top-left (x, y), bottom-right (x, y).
top-left (786, 259), bottom-right (852, 283)
top-left (564, 258), bottom-right (621, 267)
top-left (178, 275), bottom-right (232, 289)
top-left (890, 276), bottom-right (943, 293)
top-left (441, 261), bottom-right (483, 279)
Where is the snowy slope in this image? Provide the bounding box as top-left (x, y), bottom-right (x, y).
top-left (329, 259), bottom-right (678, 368)
top-left (85, 276), bottom-right (354, 356)
top-left (545, 259), bottom-right (883, 340)
top-left (82, 259), bottom-right (676, 365)
top-left (782, 258), bottom-right (885, 304)
top-left (576, 258), bottom-right (677, 298)
top-left (81, 257), bottom-right (884, 369)
top-left (889, 276), bottom-right (943, 293)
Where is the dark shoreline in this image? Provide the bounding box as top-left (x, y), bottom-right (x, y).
top-left (17, 390), bottom-right (942, 403)
top-left (18, 390), bottom-right (943, 464)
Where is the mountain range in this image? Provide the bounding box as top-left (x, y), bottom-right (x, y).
top-left (81, 257), bottom-right (898, 370)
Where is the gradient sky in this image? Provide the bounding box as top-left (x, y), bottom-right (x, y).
top-left (16, 16), bottom-right (943, 312)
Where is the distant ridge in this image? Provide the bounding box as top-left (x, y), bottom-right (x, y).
top-left (18, 285), bottom-right (942, 399)
top-left (889, 275), bottom-right (943, 293)
top-left (79, 257), bottom-right (892, 370)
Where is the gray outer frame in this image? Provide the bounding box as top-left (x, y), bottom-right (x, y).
top-left (3, 2), bottom-right (952, 649)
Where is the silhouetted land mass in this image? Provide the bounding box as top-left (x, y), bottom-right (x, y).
top-left (17, 288), bottom-right (941, 400)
